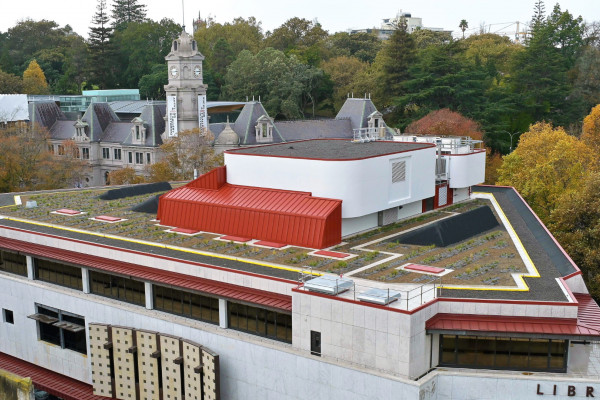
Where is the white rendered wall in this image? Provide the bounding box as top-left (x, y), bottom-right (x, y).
top-left (452, 187), bottom-right (470, 203)
top-left (446, 151), bottom-right (486, 188)
top-left (342, 213), bottom-right (378, 237)
top-left (398, 200), bottom-right (423, 221)
top-left (0, 273), bottom-right (425, 400)
top-left (225, 147), bottom-right (436, 218)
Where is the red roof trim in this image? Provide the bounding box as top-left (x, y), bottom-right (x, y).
top-left (427, 294), bottom-right (600, 337)
top-left (0, 235), bottom-right (292, 312)
top-left (0, 352), bottom-right (107, 400)
top-left (225, 138), bottom-right (436, 161)
top-left (0, 225), bottom-right (297, 285)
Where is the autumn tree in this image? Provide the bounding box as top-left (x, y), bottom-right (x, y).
top-left (0, 124), bottom-right (88, 191)
top-left (550, 172), bottom-right (600, 298)
top-left (496, 122), bottom-right (598, 220)
top-left (0, 69), bottom-right (24, 93)
top-left (581, 104), bottom-right (600, 154)
top-left (405, 109), bottom-right (483, 140)
top-left (149, 128), bottom-right (223, 182)
top-left (22, 60), bottom-right (49, 94)
top-left (322, 56), bottom-right (368, 109)
top-left (107, 167), bottom-right (145, 185)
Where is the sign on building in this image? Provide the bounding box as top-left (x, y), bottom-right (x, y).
top-left (198, 94), bottom-right (208, 134)
top-left (167, 95), bottom-right (178, 137)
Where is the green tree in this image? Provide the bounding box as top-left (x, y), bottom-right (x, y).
top-left (411, 29), bottom-right (452, 49)
top-left (138, 64), bottom-right (167, 99)
top-left (265, 17), bottom-right (328, 65)
top-left (111, 19), bottom-right (181, 88)
top-left (327, 32), bottom-right (381, 63)
top-left (0, 69), bottom-right (24, 93)
top-left (111, 0), bottom-right (147, 29)
top-left (459, 20), bottom-right (469, 39)
top-left (378, 19), bottom-right (416, 104)
top-left (22, 59), bottom-right (49, 94)
top-left (88, 0), bottom-right (115, 88)
top-left (322, 56), bottom-right (368, 108)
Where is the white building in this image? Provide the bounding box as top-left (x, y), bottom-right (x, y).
top-left (0, 131), bottom-right (599, 399)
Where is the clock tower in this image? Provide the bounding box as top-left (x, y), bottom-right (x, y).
top-left (164, 30), bottom-right (207, 137)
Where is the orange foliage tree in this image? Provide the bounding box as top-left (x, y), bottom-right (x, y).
top-left (405, 108), bottom-right (483, 140)
top-left (581, 104), bottom-right (600, 154)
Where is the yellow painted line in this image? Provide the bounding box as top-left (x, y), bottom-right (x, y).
top-left (439, 192), bottom-right (540, 292)
top-left (2, 216), bottom-right (321, 276)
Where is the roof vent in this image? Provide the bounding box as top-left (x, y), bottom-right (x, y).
top-left (357, 288), bottom-right (401, 305)
top-left (304, 276), bottom-right (354, 295)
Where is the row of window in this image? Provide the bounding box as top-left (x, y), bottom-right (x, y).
top-left (0, 250), bottom-right (292, 343)
top-left (440, 335), bottom-right (567, 372)
top-left (35, 305), bottom-right (87, 354)
top-left (49, 145), bottom-right (151, 164)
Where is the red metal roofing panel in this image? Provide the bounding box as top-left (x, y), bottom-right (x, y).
top-left (405, 264), bottom-right (446, 274)
top-left (94, 215), bottom-right (121, 222)
top-left (55, 208), bottom-right (81, 215)
top-left (314, 250), bottom-right (350, 258)
top-left (157, 168), bottom-right (343, 249)
top-left (427, 296), bottom-right (600, 339)
top-left (0, 237), bottom-right (292, 312)
top-left (0, 352), bottom-right (108, 400)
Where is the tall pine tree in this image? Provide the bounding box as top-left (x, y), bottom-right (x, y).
top-left (111, 0), bottom-right (147, 29)
top-left (379, 18), bottom-right (416, 104)
top-left (89, 0), bottom-right (114, 88)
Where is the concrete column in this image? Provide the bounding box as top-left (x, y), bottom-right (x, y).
top-left (145, 282), bottom-right (153, 310)
top-left (219, 299), bottom-right (228, 329)
top-left (26, 256), bottom-right (34, 280)
top-left (82, 268), bottom-right (90, 293)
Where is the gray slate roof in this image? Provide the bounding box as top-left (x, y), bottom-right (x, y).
top-left (29, 101), bottom-right (65, 130)
top-left (276, 119), bottom-right (353, 141)
top-left (232, 102), bottom-right (285, 145)
top-left (82, 103), bottom-right (120, 142)
top-left (335, 98), bottom-right (378, 130)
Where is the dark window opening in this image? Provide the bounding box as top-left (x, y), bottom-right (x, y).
top-left (34, 258), bottom-right (82, 290)
top-left (153, 284), bottom-right (219, 325)
top-left (3, 309), bottom-right (14, 324)
top-left (90, 270), bottom-right (145, 306)
top-left (35, 305), bottom-right (86, 354)
top-left (227, 301), bottom-right (292, 343)
top-left (114, 148), bottom-right (122, 160)
top-left (311, 331), bottom-right (321, 356)
top-left (439, 335), bottom-right (567, 372)
top-left (0, 249), bottom-right (27, 277)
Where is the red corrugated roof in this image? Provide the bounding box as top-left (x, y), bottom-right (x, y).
top-left (157, 167), bottom-right (343, 249)
top-left (426, 294), bottom-right (600, 338)
top-left (0, 236), bottom-right (292, 312)
top-left (0, 352), bottom-right (108, 400)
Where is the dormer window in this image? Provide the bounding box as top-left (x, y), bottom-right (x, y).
top-left (73, 118), bottom-right (88, 142)
top-left (367, 111), bottom-right (385, 138)
top-left (255, 115), bottom-right (274, 143)
top-left (131, 117), bottom-right (146, 145)
top-left (173, 40), bottom-right (178, 51)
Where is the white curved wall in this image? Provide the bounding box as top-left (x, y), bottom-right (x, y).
top-left (447, 151), bottom-right (486, 188)
top-left (225, 148), bottom-right (436, 218)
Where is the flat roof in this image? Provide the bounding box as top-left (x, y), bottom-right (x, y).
top-left (0, 184), bottom-right (577, 304)
top-left (226, 139), bottom-right (434, 160)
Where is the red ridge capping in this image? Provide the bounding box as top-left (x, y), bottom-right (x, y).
top-left (94, 215), bottom-right (121, 222)
top-left (0, 236), bottom-right (292, 312)
top-left (405, 264), bottom-right (445, 274)
top-left (55, 209), bottom-right (81, 215)
top-left (0, 352), bottom-right (106, 400)
top-left (314, 250), bottom-right (350, 258)
top-left (255, 240), bottom-right (286, 248)
top-left (221, 235), bottom-right (251, 242)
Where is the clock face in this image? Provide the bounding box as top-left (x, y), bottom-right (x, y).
top-left (170, 66), bottom-right (178, 77)
top-left (193, 65), bottom-right (202, 77)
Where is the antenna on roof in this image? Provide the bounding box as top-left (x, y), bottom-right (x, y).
top-left (347, 93), bottom-right (349, 98)
top-left (181, 0), bottom-right (186, 31)
top-left (351, 92), bottom-right (354, 98)
top-left (259, 95), bottom-right (261, 102)
top-left (246, 96), bottom-right (248, 102)
top-left (252, 95), bottom-right (255, 101)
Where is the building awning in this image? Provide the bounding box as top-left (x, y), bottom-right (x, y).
top-left (426, 294), bottom-right (600, 340)
top-left (0, 352), bottom-right (108, 400)
top-left (0, 236), bottom-right (292, 312)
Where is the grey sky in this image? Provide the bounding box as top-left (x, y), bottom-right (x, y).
top-left (1, 0), bottom-right (598, 39)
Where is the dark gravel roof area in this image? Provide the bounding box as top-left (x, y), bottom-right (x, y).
top-left (228, 139), bottom-right (433, 160)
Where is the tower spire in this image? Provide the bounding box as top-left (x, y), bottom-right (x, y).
top-left (181, 0), bottom-right (186, 31)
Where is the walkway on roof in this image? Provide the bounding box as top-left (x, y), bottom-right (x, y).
top-left (0, 352), bottom-right (108, 400)
top-left (438, 185), bottom-right (576, 302)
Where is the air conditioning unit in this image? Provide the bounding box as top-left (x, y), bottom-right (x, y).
top-left (357, 288), bottom-right (401, 305)
top-left (304, 276), bottom-right (354, 295)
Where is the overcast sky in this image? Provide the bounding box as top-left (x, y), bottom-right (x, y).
top-left (1, 0), bottom-right (598, 39)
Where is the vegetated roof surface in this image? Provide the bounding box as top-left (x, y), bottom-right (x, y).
top-left (227, 139), bottom-right (433, 160)
top-left (0, 185), bottom-right (572, 302)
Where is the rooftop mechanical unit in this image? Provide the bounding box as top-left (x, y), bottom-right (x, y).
top-left (357, 288), bottom-right (402, 305)
top-left (304, 276), bottom-right (354, 295)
